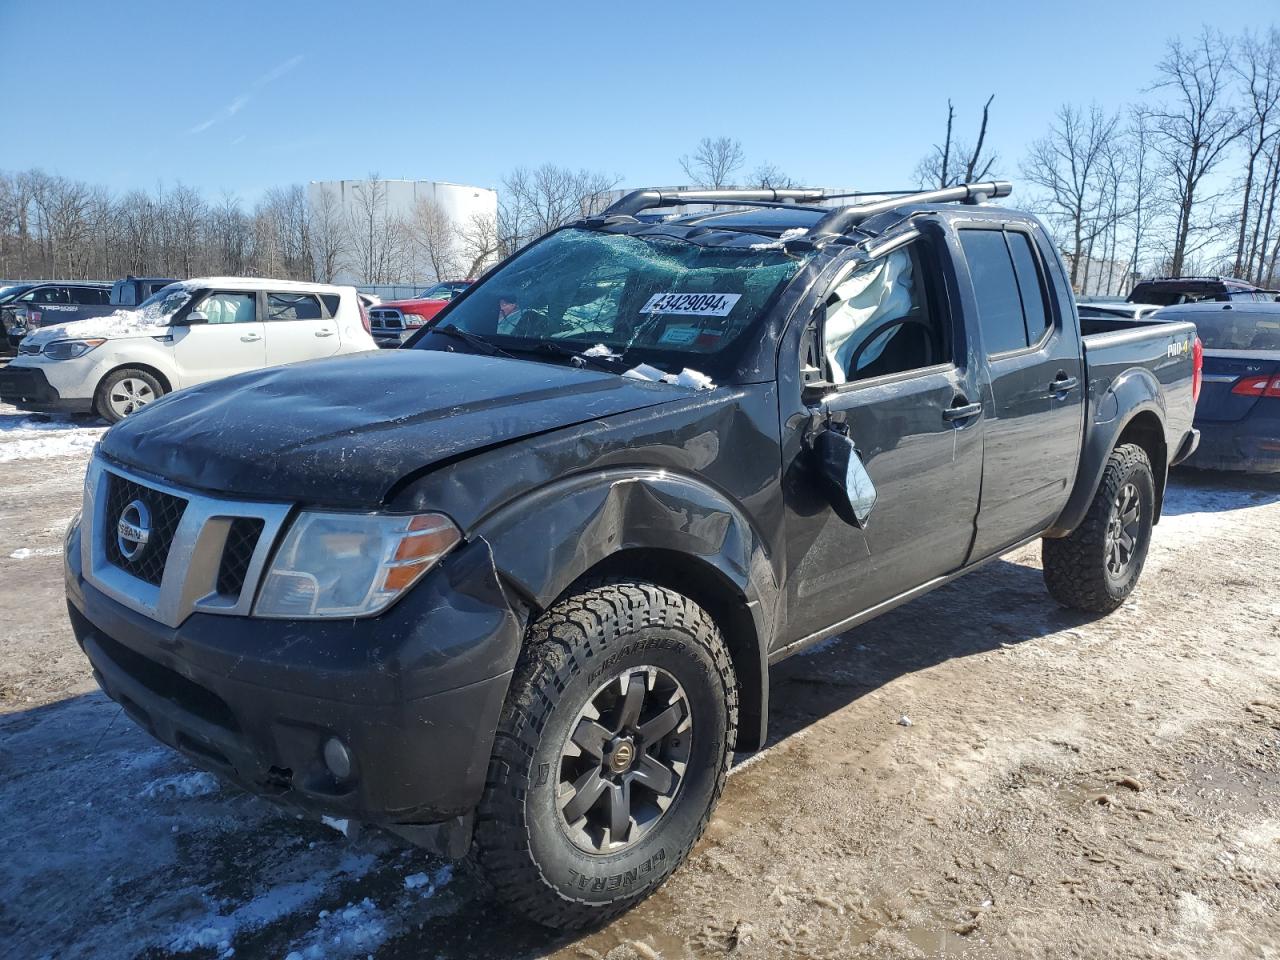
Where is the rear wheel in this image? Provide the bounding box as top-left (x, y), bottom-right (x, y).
top-left (473, 580), bottom-right (737, 930)
top-left (95, 368), bottom-right (164, 423)
top-left (1042, 443), bottom-right (1155, 613)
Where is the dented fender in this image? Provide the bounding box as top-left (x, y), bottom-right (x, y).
top-left (474, 469), bottom-right (779, 749)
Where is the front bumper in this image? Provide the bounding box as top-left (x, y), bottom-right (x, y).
top-left (1184, 417), bottom-right (1280, 474)
top-left (373, 331), bottom-right (413, 348)
top-left (0, 364), bottom-right (95, 413)
top-left (66, 524), bottom-right (523, 855)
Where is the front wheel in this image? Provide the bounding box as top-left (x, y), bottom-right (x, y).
top-left (95, 367), bottom-right (164, 423)
top-left (473, 580), bottom-right (738, 930)
top-left (1043, 443), bottom-right (1155, 613)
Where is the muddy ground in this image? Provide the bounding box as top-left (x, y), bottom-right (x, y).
top-left (1, 400), bottom-right (1278, 959)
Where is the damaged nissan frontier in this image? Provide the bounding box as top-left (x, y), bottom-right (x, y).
top-left (66, 181), bottom-right (1202, 929)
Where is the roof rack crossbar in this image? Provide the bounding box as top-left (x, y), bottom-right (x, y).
top-left (811, 181), bottom-right (1013, 238)
top-left (603, 188), bottom-right (828, 217)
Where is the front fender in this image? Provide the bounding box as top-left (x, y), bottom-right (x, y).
top-left (476, 469), bottom-right (778, 749)
top-left (1046, 366), bottom-right (1166, 537)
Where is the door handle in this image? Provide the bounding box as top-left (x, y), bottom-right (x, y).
top-left (943, 401), bottom-right (982, 422)
top-left (240, 333), bottom-right (261, 342)
top-left (1050, 375), bottom-right (1079, 395)
top-left (314, 329), bottom-right (335, 337)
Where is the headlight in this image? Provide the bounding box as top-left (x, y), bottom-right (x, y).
top-left (254, 511), bottom-right (460, 618)
top-left (43, 338), bottom-right (105, 360)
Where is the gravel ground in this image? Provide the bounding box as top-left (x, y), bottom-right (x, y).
top-left (1, 401), bottom-right (1277, 960)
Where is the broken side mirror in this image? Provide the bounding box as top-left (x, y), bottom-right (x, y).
top-left (815, 429), bottom-right (877, 527)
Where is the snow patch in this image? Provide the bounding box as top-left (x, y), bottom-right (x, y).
top-left (749, 227), bottom-right (809, 251)
top-left (403, 864), bottom-right (453, 896)
top-left (282, 897), bottom-right (387, 959)
top-left (622, 363), bottom-right (716, 390)
top-left (0, 409), bottom-right (106, 463)
top-left (139, 771), bottom-right (221, 800)
top-left (9, 546), bottom-right (61, 560)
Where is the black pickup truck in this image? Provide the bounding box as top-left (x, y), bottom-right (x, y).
top-left (3, 276), bottom-right (176, 349)
top-left (64, 181), bottom-right (1200, 929)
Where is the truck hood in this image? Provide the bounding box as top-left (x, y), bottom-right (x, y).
top-left (99, 350), bottom-right (687, 506)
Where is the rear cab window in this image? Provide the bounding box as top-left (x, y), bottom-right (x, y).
top-left (960, 228), bottom-right (1054, 355)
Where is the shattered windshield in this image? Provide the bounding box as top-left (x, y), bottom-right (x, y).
top-left (135, 285), bottom-right (193, 322)
top-left (412, 228), bottom-right (808, 380)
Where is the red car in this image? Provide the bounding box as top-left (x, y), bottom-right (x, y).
top-left (369, 280), bottom-right (472, 347)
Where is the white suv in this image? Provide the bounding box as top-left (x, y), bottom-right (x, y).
top-left (0, 278), bottom-right (377, 422)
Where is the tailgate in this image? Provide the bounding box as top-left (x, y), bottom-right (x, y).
top-left (1197, 351), bottom-right (1280, 423)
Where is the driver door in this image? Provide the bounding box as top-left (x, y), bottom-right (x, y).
top-left (777, 234), bottom-right (985, 648)
top-left (170, 290), bottom-right (266, 387)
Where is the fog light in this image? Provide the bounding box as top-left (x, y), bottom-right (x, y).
top-left (323, 736), bottom-right (352, 780)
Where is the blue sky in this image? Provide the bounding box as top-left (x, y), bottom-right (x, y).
top-left (3, 0), bottom-right (1276, 202)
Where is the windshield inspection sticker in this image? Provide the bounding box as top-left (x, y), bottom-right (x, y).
top-left (641, 292), bottom-right (741, 316)
top-left (658, 326), bottom-right (699, 345)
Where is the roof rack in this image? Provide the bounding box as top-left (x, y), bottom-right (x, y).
top-left (603, 188), bottom-right (828, 217)
top-left (599, 181), bottom-right (1013, 240)
top-left (809, 181), bottom-right (1012, 238)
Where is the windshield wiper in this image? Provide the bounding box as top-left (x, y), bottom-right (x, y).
top-left (431, 324), bottom-right (514, 359)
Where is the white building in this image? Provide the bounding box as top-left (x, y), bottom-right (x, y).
top-left (307, 178), bottom-right (497, 286)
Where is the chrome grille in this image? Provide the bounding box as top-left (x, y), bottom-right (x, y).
top-left (83, 460), bottom-right (292, 628)
top-left (216, 517), bottom-right (265, 599)
top-left (103, 473), bottom-right (188, 586)
top-left (370, 308), bottom-right (404, 330)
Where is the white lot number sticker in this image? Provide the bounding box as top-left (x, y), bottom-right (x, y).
top-left (640, 292), bottom-right (741, 317)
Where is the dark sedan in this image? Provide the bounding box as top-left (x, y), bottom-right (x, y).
top-left (1155, 301), bottom-right (1280, 473)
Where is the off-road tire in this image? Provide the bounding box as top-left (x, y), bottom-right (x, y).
top-left (94, 367), bottom-right (165, 424)
top-left (1043, 443), bottom-right (1155, 613)
top-left (473, 579), bottom-right (738, 930)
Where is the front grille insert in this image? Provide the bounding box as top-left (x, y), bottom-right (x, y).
top-left (103, 473), bottom-right (188, 586)
top-left (217, 517), bottom-right (265, 598)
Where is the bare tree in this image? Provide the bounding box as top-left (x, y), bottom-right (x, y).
top-left (457, 211), bottom-right (502, 278)
top-left (752, 162), bottom-right (799, 189)
top-left (1231, 28), bottom-right (1280, 276)
top-left (916, 96), bottom-right (998, 188)
top-left (499, 164), bottom-right (618, 253)
top-left (679, 137), bottom-right (745, 188)
top-left (407, 197), bottom-right (460, 282)
top-left (308, 183), bottom-right (348, 283)
top-left (1022, 103), bottom-right (1120, 288)
top-left (1148, 29), bottom-right (1244, 277)
top-left (343, 175), bottom-right (408, 284)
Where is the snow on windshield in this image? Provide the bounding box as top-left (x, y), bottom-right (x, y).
top-left (23, 287), bottom-right (192, 346)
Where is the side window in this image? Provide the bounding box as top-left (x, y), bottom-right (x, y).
top-left (959, 230), bottom-right (1026, 354)
top-left (70, 287), bottom-right (107, 305)
top-left (115, 283), bottom-right (136, 306)
top-left (267, 293), bottom-right (324, 321)
top-left (822, 244), bottom-right (948, 384)
top-left (32, 287), bottom-right (69, 304)
top-left (199, 292), bottom-right (258, 324)
top-left (960, 228), bottom-right (1054, 354)
top-left (1005, 232), bottom-right (1051, 343)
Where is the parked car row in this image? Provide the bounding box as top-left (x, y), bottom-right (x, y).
top-left (1, 277), bottom-right (177, 352)
top-left (0, 278), bottom-right (375, 422)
